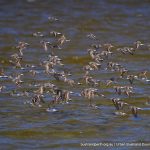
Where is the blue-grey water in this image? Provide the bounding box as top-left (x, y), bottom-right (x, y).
top-left (0, 0), bottom-right (150, 149)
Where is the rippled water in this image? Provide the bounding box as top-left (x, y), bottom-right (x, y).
top-left (0, 0), bottom-right (150, 149)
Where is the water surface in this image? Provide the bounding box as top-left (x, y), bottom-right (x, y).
top-left (0, 0), bottom-right (150, 149)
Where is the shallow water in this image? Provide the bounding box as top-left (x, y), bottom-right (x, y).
top-left (0, 0), bottom-right (150, 149)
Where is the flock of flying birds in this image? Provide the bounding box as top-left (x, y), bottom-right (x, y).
top-left (0, 17), bottom-right (150, 118)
